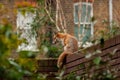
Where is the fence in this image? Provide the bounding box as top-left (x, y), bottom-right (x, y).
top-left (37, 58), bottom-right (58, 80)
top-left (24, 58), bottom-right (58, 80)
top-left (64, 35), bottom-right (120, 79)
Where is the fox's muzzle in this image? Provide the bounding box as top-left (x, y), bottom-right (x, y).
top-left (52, 38), bottom-right (57, 44)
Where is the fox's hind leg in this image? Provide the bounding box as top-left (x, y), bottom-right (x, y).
top-left (57, 51), bottom-right (72, 68)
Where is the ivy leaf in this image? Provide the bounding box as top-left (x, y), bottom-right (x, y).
top-left (85, 53), bottom-right (92, 58)
top-left (76, 76), bottom-right (81, 80)
top-left (8, 59), bottom-right (22, 73)
top-left (23, 70), bottom-right (32, 75)
top-left (93, 57), bottom-right (101, 65)
top-left (111, 49), bottom-right (118, 55)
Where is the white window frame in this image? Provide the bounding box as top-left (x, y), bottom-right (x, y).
top-left (17, 9), bottom-right (38, 51)
top-left (74, 2), bottom-right (94, 36)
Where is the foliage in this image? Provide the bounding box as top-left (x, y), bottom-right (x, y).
top-left (0, 22), bottom-right (50, 80)
top-left (15, 1), bottom-right (37, 16)
top-left (63, 72), bottom-right (76, 80)
top-left (15, 0), bottom-right (61, 58)
top-left (0, 23), bottom-right (26, 80)
top-left (0, 1), bottom-right (61, 79)
top-left (100, 20), bottom-right (120, 39)
top-left (31, 0), bottom-right (55, 32)
top-left (46, 45), bottom-right (62, 58)
top-left (29, 0), bottom-right (61, 58)
top-left (0, 3), bottom-right (48, 80)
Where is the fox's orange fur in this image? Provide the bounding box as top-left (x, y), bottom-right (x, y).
top-left (53, 33), bottom-right (78, 68)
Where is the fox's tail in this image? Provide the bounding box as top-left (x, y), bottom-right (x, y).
top-left (57, 51), bottom-right (72, 68)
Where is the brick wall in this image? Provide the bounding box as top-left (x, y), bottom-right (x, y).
top-left (113, 0), bottom-right (120, 25)
top-left (0, 0), bottom-right (37, 30)
top-left (72, 0), bottom-right (120, 37)
top-left (60, 0), bottom-right (74, 35)
top-left (93, 0), bottom-right (120, 37)
top-left (1, 0), bottom-right (120, 37)
top-left (71, 0), bottom-right (110, 37)
top-left (0, 0), bottom-right (16, 29)
top-left (93, 0), bottom-right (109, 37)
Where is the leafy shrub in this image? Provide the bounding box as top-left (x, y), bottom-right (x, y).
top-left (46, 45), bottom-right (62, 58)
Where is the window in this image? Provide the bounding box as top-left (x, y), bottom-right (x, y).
top-left (74, 2), bottom-right (93, 45)
top-left (17, 9), bottom-right (38, 51)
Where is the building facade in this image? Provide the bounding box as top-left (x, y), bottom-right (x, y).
top-left (60, 0), bottom-right (120, 45)
top-left (0, 0), bottom-right (120, 48)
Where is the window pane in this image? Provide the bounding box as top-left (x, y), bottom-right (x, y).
top-left (82, 24), bottom-right (91, 44)
top-left (74, 24), bottom-right (92, 43)
top-left (74, 24), bottom-right (79, 39)
top-left (80, 24), bottom-right (84, 34)
top-left (86, 5), bottom-right (92, 22)
top-left (81, 4), bottom-right (86, 22)
top-left (74, 5), bottom-right (79, 23)
top-left (74, 3), bottom-right (93, 45)
top-left (17, 11), bottom-right (38, 51)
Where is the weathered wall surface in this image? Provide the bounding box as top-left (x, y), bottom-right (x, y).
top-left (72, 0), bottom-right (120, 37)
top-left (0, 0), bottom-right (16, 28)
top-left (1, 0), bottom-right (120, 38)
top-left (113, 0), bottom-right (120, 25)
top-left (93, 0), bottom-right (109, 36)
top-left (60, 0), bottom-right (74, 35)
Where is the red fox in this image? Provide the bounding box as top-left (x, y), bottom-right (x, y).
top-left (53, 32), bottom-right (78, 68)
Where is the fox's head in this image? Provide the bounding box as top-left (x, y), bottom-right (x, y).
top-left (52, 32), bottom-right (65, 44)
top-left (52, 32), bottom-right (59, 44)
